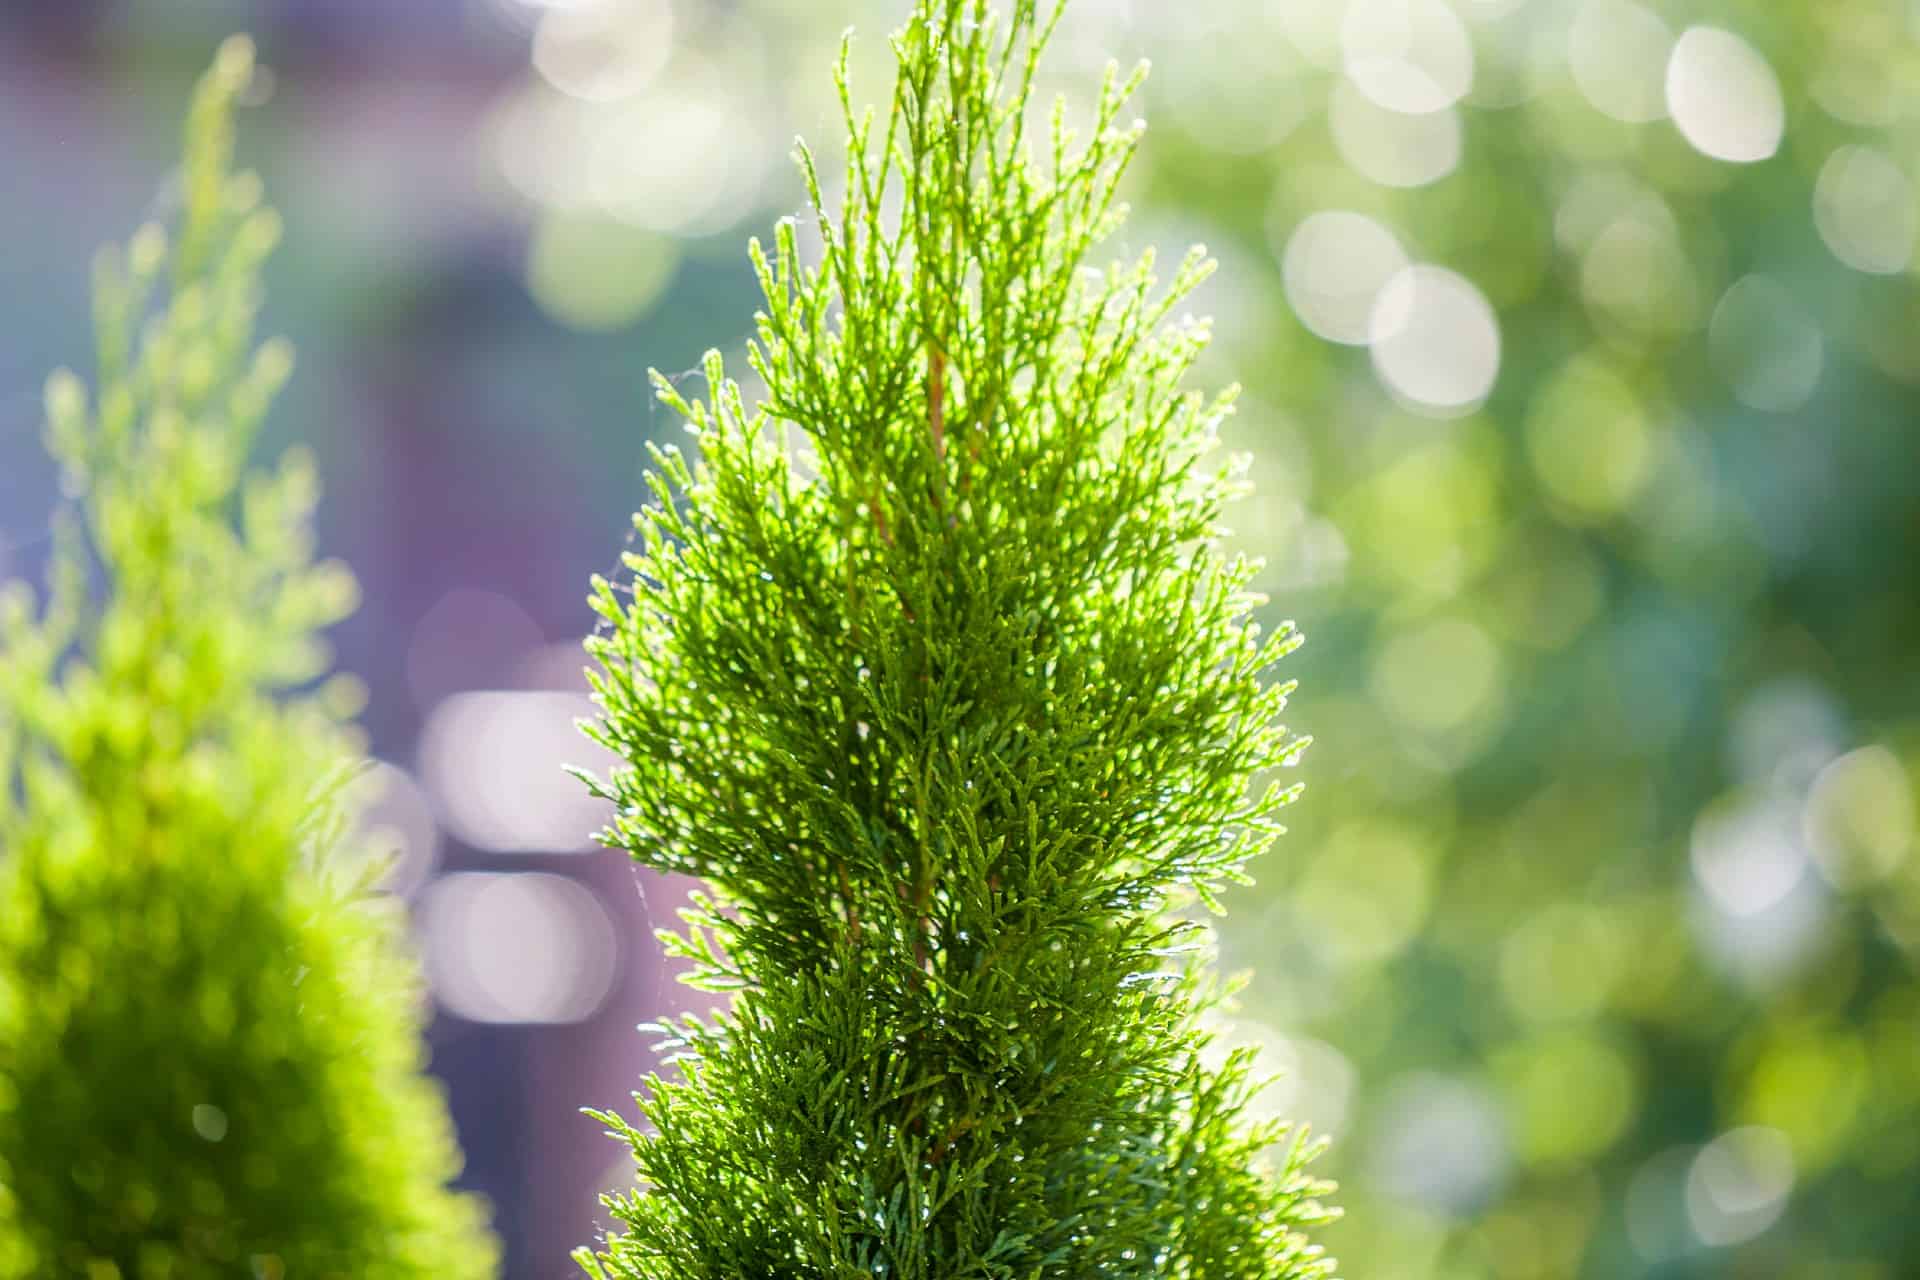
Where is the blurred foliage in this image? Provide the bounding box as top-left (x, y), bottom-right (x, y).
top-left (500, 0), bottom-right (1920, 1276)
top-left (0, 40), bottom-right (496, 1280)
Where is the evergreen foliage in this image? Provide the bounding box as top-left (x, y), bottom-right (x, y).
top-left (0, 39), bottom-right (496, 1280)
top-left (577, 2), bottom-right (1336, 1274)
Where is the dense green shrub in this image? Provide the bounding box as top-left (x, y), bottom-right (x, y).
top-left (575, 2), bottom-right (1336, 1275)
top-left (0, 39), bottom-right (496, 1280)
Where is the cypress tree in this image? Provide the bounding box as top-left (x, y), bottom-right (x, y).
top-left (575, 1), bottom-right (1336, 1276)
top-left (0, 40), bottom-right (497, 1279)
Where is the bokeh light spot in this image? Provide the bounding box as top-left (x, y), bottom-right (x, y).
top-left (1814, 145), bottom-right (1917, 276)
top-left (528, 210), bottom-right (679, 332)
top-left (1349, 430), bottom-right (1501, 600)
top-left (1370, 617), bottom-right (1503, 736)
top-left (1579, 205), bottom-right (1699, 337)
top-left (1276, 0), bottom-right (1352, 70)
top-left (191, 1104), bottom-right (229, 1144)
top-left (422, 872), bottom-right (618, 1025)
top-left (1294, 819), bottom-right (1434, 967)
top-left (1499, 904), bottom-right (1624, 1022)
top-left (1524, 356), bottom-right (1651, 521)
top-left (1281, 210), bottom-right (1409, 346)
top-left (533, 0), bottom-right (675, 104)
top-left (1804, 746), bottom-right (1914, 890)
top-left (1497, 1032), bottom-right (1638, 1167)
top-left (1161, 35), bottom-right (1309, 155)
top-left (1690, 794), bottom-right (1807, 919)
top-left (1368, 1074), bottom-right (1509, 1215)
top-left (1343, 0), bottom-right (1476, 114)
top-left (1685, 1127), bottom-right (1794, 1246)
top-left (1329, 78), bottom-right (1462, 188)
top-left (1569, 0), bottom-right (1673, 124)
top-left (1665, 27), bottom-right (1784, 164)
top-left (418, 691), bottom-right (615, 854)
top-left (1811, 17), bottom-right (1904, 127)
top-left (1737, 1034), bottom-right (1869, 1168)
top-left (1368, 265), bottom-right (1501, 414)
top-left (588, 63), bottom-right (758, 234)
top-left (489, 85), bottom-right (603, 210)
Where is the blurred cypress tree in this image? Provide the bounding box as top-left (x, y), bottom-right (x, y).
top-left (575, 2), bottom-right (1336, 1275)
top-left (0, 38), bottom-right (497, 1280)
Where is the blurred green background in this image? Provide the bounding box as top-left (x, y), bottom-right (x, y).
top-left (4, 0), bottom-right (1919, 1277)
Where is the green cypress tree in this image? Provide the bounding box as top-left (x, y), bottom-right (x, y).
top-left (0, 39), bottom-right (497, 1280)
top-left (575, 2), bottom-right (1337, 1275)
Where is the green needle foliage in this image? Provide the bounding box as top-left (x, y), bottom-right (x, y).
top-left (576, 2), bottom-right (1336, 1275)
top-left (0, 39), bottom-right (496, 1280)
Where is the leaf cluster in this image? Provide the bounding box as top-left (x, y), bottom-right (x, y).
top-left (578, 3), bottom-right (1335, 1276)
top-left (0, 39), bottom-right (496, 1280)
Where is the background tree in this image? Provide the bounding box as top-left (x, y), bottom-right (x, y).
top-left (575, 2), bottom-right (1336, 1276)
top-left (0, 38), bottom-right (497, 1280)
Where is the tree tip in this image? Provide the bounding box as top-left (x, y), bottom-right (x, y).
top-left (213, 34), bottom-right (257, 85)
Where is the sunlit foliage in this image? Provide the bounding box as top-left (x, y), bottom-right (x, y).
top-left (575, 2), bottom-right (1337, 1276)
top-left (0, 39), bottom-right (497, 1280)
top-left (511, 0), bottom-right (1920, 1275)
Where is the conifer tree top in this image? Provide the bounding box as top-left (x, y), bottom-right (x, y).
top-left (578, 1), bottom-right (1335, 1275)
